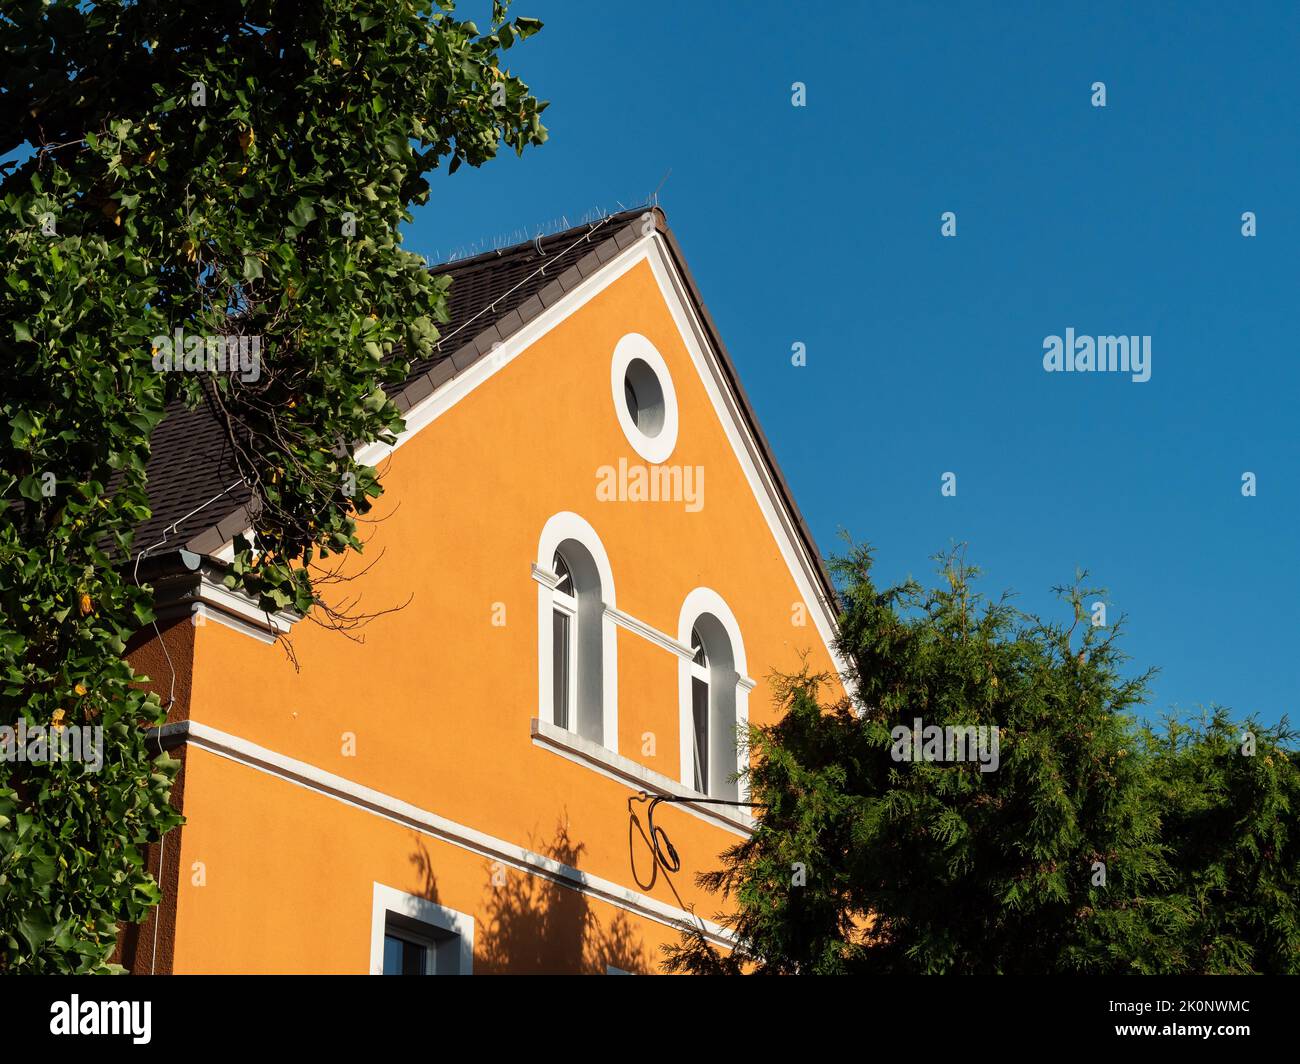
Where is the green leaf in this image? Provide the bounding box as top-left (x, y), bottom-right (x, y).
top-left (18, 911), bottom-right (55, 950)
top-left (288, 200), bottom-right (317, 228)
top-left (382, 133), bottom-right (410, 159)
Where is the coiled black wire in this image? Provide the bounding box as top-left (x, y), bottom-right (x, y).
top-left (634, 792), bottom-right (764, 874)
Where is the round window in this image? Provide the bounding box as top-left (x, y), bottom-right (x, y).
top-left (610, 334), bottom-right (678, 463)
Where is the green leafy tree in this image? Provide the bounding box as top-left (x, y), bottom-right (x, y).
top-left (666, 544), bottom-right (1296, 974)
top-left (0, 0), bottom-right (546, 972)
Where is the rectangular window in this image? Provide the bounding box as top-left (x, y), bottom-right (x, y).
top-left (382, 913), bottom-right (460, 975)
top-left (552, 609), bottom-right (571, 730)
top-left (371, 885), bottom-right (474, 975)
top-left (692, 675), bottom-right (709, 793)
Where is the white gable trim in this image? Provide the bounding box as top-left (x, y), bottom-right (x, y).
top-left (353, 242), bottom-right (656, 472)
top-left (211, 232), bottom-right (845, 673)
top-left (640, 239), bottom-right (843, 666)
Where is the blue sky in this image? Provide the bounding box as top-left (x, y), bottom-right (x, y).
top-left (4, 3), bottom-right (1290, 727)
top-left (418, 2), bottom-right (1298, 729)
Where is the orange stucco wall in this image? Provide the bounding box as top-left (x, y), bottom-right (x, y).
top-left (152, 255), bottom-right (843, 974)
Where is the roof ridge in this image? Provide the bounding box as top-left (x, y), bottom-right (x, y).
top-left (429, 206), bottom-right (652, 275)
top-left (426, 210), bottom-right (639, 355)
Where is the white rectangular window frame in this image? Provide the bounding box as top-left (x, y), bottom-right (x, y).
top-left (369, 883), bottom-right (474, 975)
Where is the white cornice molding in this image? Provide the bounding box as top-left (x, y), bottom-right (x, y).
top-left (529, 562), bottom-right (561, 590)
top-left (151, 718), bottom-right (735, 949)
top-left (151, 570), bottom-right (299, 644)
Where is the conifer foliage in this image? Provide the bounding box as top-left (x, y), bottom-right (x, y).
top-left (666, 545), bottom-right (1298, 974)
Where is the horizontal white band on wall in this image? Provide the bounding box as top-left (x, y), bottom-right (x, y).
top-left (151, 719), bottom-right (735, 949)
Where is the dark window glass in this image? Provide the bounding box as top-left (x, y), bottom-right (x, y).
top-left (691, 626), bottom-right (708, 667)
top-left (553, 551), bottom-right (573, 596)
top-left (624, 377), bottom-right (639, 425)
top-left (692, 675), bottom-right (709, 793)
top-left (553, 610), bottom-right (571, 730)
top-left (383, 934), bottom-right (428, 975)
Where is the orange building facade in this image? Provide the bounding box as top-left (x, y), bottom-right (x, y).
top-left (118, 209), bottom-right (844, 974)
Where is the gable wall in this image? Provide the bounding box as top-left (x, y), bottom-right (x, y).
top-left (161, 250), bottom-right (845, 972)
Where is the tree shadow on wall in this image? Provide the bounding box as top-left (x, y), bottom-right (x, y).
top-left (408, 837), bottom-right (441, 903)
top-left (473, 818), bottom-right (649, 974)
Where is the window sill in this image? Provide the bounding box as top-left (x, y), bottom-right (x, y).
top-left (530, 718), bottom-right (752, 836)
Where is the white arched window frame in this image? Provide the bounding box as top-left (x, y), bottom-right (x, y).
top-left (677, 588), bottom-right (752, 801)
top-left (535, 513), bottom-right (618, 751)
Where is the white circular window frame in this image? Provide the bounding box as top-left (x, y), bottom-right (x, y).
top-left (611, 333), bottom-right (678, 464)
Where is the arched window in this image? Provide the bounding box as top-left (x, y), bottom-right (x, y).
top-left (678, 590), bottom-right (749, 800)
top-left (536, 513), bottom-right (617, 750)
top-left (686, 614), bottom-right (737, 798)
